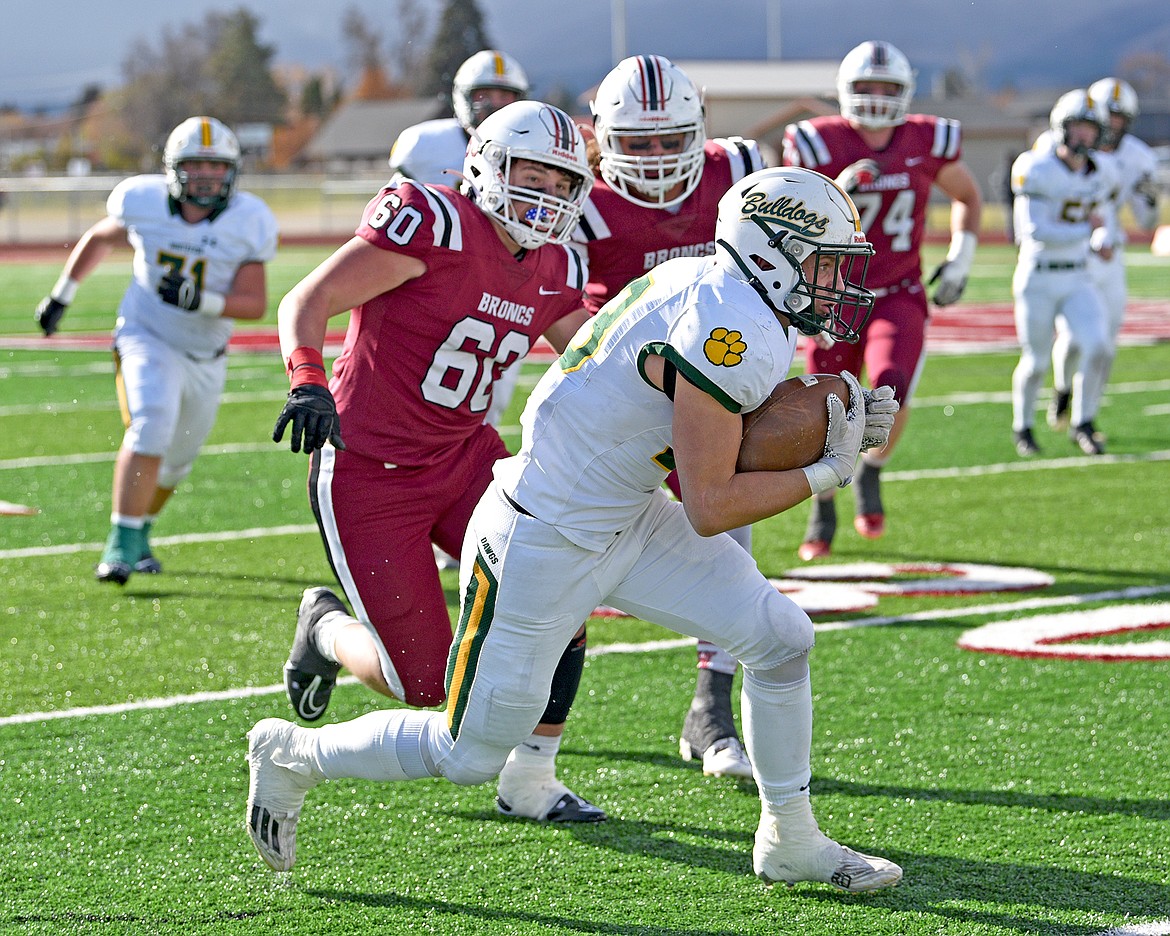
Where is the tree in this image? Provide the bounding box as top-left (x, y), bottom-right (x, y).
top-left (342, 1), bottom-right (431, 93)
top-left (421, 0), bottom-right (492, 102)
top-left (116, 9), bottom-right (286, 159)
top-left (206, 9), bottom-right (287, 126)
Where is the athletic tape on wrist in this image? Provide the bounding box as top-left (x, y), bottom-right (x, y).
top-left (51, 274), bottom-right (79, 306)
top-left (802, 461), bottom-right (840, 496)
top-left (286, 346), bottom-right (330, 388)
top-left (198, 290), bottom-right (226, 317)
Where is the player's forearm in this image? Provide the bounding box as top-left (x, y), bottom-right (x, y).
top-left (679, 469), bottom-right (814, 537)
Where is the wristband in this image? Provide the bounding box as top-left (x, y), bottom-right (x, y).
top-left (801, 461), bottom-right (840, 496)
top-left (197, 290), bottom-right (227, 318)
top-left (945, 230), bottom-right (977, 266)
top-left (286, 346), bottom-right (330, 388)
top-left (51, 274), bottom-right (79, 305)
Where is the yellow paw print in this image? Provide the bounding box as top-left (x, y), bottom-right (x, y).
top-left (704, 327), bottom-right (747, 367)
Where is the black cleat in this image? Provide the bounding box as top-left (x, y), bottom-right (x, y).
top-left (95, 560), bottom-right (133, 585)
top-left (1072, 422), bottom-right (1105, 455)
top-left (1014, 428), bottom-right (1040, 457)
top-left (1047, 390), bottom-right (1071, 430)
top-left (135, 554), bottom-right (162, 574)
top-left (284, 587), bottom-right (346, 721)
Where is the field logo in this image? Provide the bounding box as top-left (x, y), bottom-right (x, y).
top-left (958, 603), bottom-right (1170, 661)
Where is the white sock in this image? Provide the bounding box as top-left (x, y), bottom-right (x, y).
top-left (741, 669), bottom-right (813, 813)
top-left (111, 513), bottom-right (146, 529)
top-left (313, 610), bottom-right (354, 664)
top-left (507, 732), bottom-right (561, 770)
top-left (312, 710), bottom-right (439, 781)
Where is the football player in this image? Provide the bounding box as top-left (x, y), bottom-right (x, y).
top-left (782, 40), bottom-right (982, 560)
top-left (575, 54), bottom-right (766, 782)
top-left (1009, 90), bottom-right (1118, 457)
top-left (388, 49), bottom-right (531, 449)
top-left (268, 101), bottom-right (604, 825)
top-left (388, 50), bottom-right (529, 188)
top-left (33, 116), bottom-right (278, 584)
top-left (246, 166), bottom-right (902, 892)
top-left (1044, 78), bottom-right (1161, 440)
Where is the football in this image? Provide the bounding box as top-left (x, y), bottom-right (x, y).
top-left (736, 374), bottom-right (850, 472)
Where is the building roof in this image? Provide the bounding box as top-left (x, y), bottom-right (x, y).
top-left (301, 99), bottom-right (442, 162)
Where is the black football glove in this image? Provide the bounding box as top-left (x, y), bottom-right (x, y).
top-left (272, 384), bottom-right (346, 454)
top-left (34, 296), bottom-right (68, 336)
top-left (158, 271), bottom-right (202, 311)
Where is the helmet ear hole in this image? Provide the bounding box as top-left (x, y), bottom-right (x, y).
top-left (748, 253), bottom-right (776, 272)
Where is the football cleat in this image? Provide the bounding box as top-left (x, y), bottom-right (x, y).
top-left (1013, 428), bottom-right (1040, 458)
top-left (754, 812), bottom-right (902, 892)
top-left (284, 587), bottom-right (346, 722)
top-left (496, 758), bottom-right (606, 822)
top-left (853, 514), bottom-right (885, 539)
top-left (798, 540), bottom-right (832, 562)
top-left (680, 734), bottom-right (755, 780)
top-left (1072, 422), bottom-right (1105, 455)
top-left (135, 554), bottom-right (162, 574)
top-left (95, 559), bottom-right (133, 585)
top-left (1047, 390), bottom-right (1071, 430)
top-left (245, 717), bottom-right (323, 872)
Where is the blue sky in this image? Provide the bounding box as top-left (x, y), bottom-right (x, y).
top-left (4, 0), bottom-right (1168, 111)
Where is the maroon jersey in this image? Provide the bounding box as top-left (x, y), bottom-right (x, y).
top-left (574, 138), bottom-right (764, 313)
top-left (782, 114), bottom-right (962, 289)
top-left (330, 181), bottom-right (586, 467)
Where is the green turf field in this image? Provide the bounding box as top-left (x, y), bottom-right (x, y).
top-left (1, 244), bottom-right (1168, 935)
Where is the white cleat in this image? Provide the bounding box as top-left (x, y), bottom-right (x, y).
top-left (679, 735), bottom-right (755, 780)
top-left (754, 810), bottom-right (902, 893)
top-left (495, 757), bottom-right (606, 823)
top-left (245, 717), bottom-right (323, 871)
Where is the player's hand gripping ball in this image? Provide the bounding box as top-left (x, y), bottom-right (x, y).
top-left (736, 374), bottom-right (852, 472)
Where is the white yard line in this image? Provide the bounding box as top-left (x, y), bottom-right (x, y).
top-left (2, 583), bottom-right (1167, 728)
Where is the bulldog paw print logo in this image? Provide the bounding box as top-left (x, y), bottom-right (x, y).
top-left (704, 327), bottom-right (747, 366)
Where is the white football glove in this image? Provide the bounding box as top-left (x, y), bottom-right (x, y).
top-left (927, 230), bottom-right (976, 306)
top-left (860, 384), bottom-right (899, 451)
top-left (834, 158), bottom-right (880, 195)
top-left (802, 371), bottom-right (864, 495)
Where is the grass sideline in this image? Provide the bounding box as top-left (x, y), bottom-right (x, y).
top-left (1, 244), bottom-right (1169, 935)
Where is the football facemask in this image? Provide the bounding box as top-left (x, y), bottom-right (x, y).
top-left (463, 101), bottom-right (593, 250)
top-left (164, 116), bottom-right (240, 210)
top-left (591, 54), bottom-right (706, 208)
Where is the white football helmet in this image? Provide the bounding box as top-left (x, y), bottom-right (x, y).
top-left (1088, 77), bottom-right (1139, 147)
top-left (836, 41), bottom-right (916, 130)
top-left (452, 50), bottom-right (529, 131)
top-left (590, 54), bottom-right (707, 208)
top-left (163, 116), bottom-right (240, 211)
top-left (463, 100), bottom-right (593, 250)
top-left (714, 166), bottom-right (874, 342)
top-left (1050, 89), bottom-right (1106, 156)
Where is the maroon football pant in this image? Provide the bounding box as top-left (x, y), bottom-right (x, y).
top-left (805, 286), bottom-right (928, 405)
top-left (307, 425), bottom-right (508, 708)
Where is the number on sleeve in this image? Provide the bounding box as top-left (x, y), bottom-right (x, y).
top-left (367, 192), bottom-right (423, 245)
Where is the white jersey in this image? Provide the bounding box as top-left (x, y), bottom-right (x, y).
top-left (495, 255), bottom-right (799, 550)
top-left (1010, 148), bottom-right (1118, 268)
top-left (388, 117), bottom-right (469, 186)
top-left (1107, 133), bottom-right (1160, 233)
top-left (110, 174), bottom-right (278, 358)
